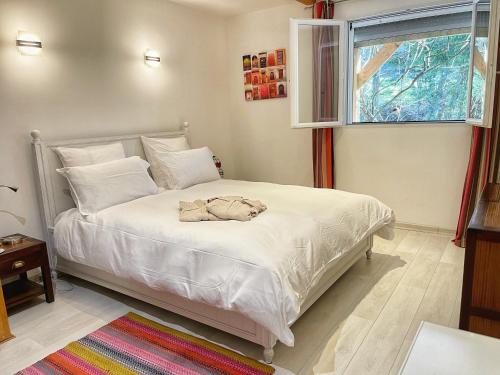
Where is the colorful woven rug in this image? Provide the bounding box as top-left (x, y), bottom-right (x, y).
top-left (17, 312), bottom-right (275, 375)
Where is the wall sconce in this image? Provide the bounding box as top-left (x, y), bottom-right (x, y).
top-left (0, 185), bottom-right (26, 226)
top-left (17, 31), bottom-right (42, 55)
top-left (144, 49), bottom-right (160, 67)
top-left (0, 185), bottom-right (18, 192)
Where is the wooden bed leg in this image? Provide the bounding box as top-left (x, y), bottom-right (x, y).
top-left (366, 249), bottom-right (373, 260)
top-left (263, 347), bottom-right (274, 364)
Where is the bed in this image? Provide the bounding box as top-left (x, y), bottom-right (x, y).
top-left (31, 124), bottom-right (394, 363)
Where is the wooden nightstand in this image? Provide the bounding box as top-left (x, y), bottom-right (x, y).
top-left (0, 234), bottom-right (54, 309)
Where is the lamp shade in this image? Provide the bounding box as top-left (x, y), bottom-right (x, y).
top-left (144, 49), bottom-right (160, 67)
top-left (0, 185), bottom-right (18, 192)
top-left (17, 31), bottom-right (42, 55)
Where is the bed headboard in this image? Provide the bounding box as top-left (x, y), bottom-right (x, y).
top-left (31, 122), bottom-right (190, 268)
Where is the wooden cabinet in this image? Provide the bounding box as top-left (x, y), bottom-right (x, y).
top-left (460, 184), bottom-right (500, 338)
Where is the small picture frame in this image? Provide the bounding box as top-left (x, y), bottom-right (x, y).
top-left (243, 49), bottom-right (287, 101)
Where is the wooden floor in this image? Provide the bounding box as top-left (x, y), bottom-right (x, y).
top-left (0, 229), bottom-right (464, 375)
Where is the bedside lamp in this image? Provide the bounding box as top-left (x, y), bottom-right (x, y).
top-left (0, 211), bottom-right (26, 226)
top-left (0, 185), bottom-right (18, 193)
top-left (0, 185), bottom-right (26, 254)
top-left (0, 185), bottom-right (25, 224)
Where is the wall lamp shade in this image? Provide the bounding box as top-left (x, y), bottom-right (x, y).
top-left (17, 31), bottom-right (42, 55)
top-left (144, 49), bottom-right (160, 67)
top-left (0, 185), bottom-right (18, 192)
top-left (0, 210), bottom-right (26, 226)
top-left (0, 185), bottom-right (26, 225)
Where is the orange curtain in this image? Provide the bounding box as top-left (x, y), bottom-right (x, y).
top-left (312, 1), bottom-right (335, 189)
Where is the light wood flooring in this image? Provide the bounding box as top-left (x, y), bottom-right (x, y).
top-left (0, 229), bottom-right (464, 375)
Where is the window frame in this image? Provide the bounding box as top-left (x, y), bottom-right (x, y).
top-left (347, 2), bottom-right (475, 125)
top-left (289, 18), bottom-right (348, 129)
top-left (466, 0), bottom-right (498, 128)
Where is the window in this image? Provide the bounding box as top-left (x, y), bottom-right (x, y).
top-left (467, 1), bottom-right (491, 123)
top-left (349, 5), bottom-right (477, 123)
top-left (289, 1), bottom-right (495, 128)
top-left (290, 19), bottom-right (347, 128)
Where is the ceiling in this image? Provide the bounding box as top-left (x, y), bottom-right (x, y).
top-left (169, 0), bottom-right (297, 17)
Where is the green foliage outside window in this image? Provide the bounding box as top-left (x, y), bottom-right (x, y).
top-left (356, 34), bottom-right (487, 123)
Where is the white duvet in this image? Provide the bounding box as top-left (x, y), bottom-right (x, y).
top-left (54, 179), bottom-right (394, 346)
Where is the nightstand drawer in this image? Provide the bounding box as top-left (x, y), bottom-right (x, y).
top-left (0, 252), bottom-right (44, 276)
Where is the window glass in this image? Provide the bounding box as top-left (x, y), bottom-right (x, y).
top-left (298, 23), bottom-right (341, 124)
top-left (351, 10), bottom-right (474, 123)
top-left (469, 3), bottom-right (490, 120)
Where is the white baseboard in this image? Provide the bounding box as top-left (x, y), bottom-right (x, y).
top-left (394, 222), bottom-right (455, 236)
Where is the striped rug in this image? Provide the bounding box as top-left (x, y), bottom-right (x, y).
top-left (17, 312), bottom-right (275, 375)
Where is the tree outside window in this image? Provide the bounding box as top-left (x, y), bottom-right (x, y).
top-left (353, 32), bottom-right (487, 123)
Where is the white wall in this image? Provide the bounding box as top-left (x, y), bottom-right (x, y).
top-left (0, 0), bottom-right (233, 239)
top-left (226, 0), bottom-right (472, 230)
top-left (226, 4), bottom-right (314, 187)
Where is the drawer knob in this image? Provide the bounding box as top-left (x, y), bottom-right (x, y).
top-left (12, 260), bottom-right (25, 270)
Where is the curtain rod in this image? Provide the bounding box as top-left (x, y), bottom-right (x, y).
top-left (303, 0), bottom-right (352, 10)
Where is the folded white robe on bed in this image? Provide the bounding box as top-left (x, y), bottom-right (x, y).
top-left (179, 196), bottom-right (267, 222)
top-left (54, 179), bottom-right (394, 346)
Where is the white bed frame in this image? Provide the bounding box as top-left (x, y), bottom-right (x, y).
top-left (30, 123), bottom-right (373, 363)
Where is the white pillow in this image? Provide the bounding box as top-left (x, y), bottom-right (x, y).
top-left (141, 136), bottom-right (190, 188)
top-left (57, 156), bottom-right (158, 215)
top-left (155, 147), bottom-right (220, 189)
top-left (54, 143), bottom-right (125, 168)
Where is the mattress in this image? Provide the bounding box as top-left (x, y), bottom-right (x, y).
top-left (54, 179), bottom-right (394, 346)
